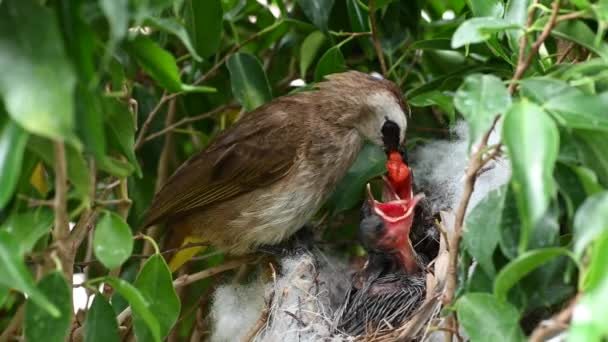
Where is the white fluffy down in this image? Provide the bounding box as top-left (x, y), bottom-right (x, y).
top-left (410, 121), bottom-right (511, 213)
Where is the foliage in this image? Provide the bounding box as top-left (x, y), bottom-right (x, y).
top-left (1, 0), bottom-right (608, 340)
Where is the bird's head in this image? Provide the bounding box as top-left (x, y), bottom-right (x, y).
top-left (318, 72), bottom-right (408, 153)
top-left (360, 155), bottom-right (423, 274)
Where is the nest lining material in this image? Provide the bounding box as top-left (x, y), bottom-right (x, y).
top-left (209, 122), bottom-right (510, 341)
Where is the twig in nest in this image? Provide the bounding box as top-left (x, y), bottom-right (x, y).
top-left (242, 262), bottom-right (276, 342)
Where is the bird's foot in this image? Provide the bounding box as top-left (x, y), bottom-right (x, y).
top-left (256, 225), bottom-right (315, 258)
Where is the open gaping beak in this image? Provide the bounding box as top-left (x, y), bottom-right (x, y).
top-left (364, 152), bottom-right (425, 274)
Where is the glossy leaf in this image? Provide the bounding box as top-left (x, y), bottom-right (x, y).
top-left (573, 191), bottom-right (608, 256)
top-left (103, 277), bottom-right (161, 342)
top-left (85, 295), bottom-right (120, 342)
top-left (0, 0), bottom-right (77, 143)
top-left (133, 255), bottom-right (180, 341)
top-left (2, 208), bottom-right (53, 256)
top-left (327, 143), bottom-right (387, 213)
top-left (575, 130), bottom-right (608, 187)
top-left (93, 211), bottom-right (133, 269)
top-left (24, 272), bottom-right (72, 342)
top-left (454, 74), bottom-right (511, 149)
top-left (300, 31), bottom-right (327, 78)
top-left (452, 18), bottom-right (520, 48)
top-left (545, 92), bottom-right (608, 132)
top-left (0, 119), bottom-right (28, 207)
top-left (494, 248), bottom-right (575, 302)
top-left (409, 90), bottom-right (455, 124)
top-left (569, 270), bottom-right (608, 341)
top-left (467, 0), bottom-right (504, 17)
top-left (146, 17), bottom-right (202, 61)
top-left (226, 52), bottom-right (273, 111)
top-left (504, 0), bottom-right (529, 50)
top-left (503, 100), bottom-right (559, 252)
top-left (552, 20), bottom-right (608, 60)
top-left (184, 0), bottom-right (223, 58)
top-left (464, 186), bottom-right (508, 277)
top-left (314, 46), bottom-right (346, 81)
top-left (518, 77), bottom-right (580, 103)
top-left (582, 231), bottom-right (608, 292)
top-left (0, 231), bottom-right (58, 316)
top-left (346, 0), bottom-right (369, 33)
top-left (129, 36), bottom-right (182, 92)
top-left (456, 293), bottom-right (525, 342)
top-left (296, 0), bottom-right (335, 31)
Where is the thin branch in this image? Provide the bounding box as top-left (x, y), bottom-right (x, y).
top-left (442, 1), bottom-right (562, 340)
top-left (369, 0), bottom-right (387, 76)
top-left (141, 104), bottom-right (239, 145)
top-left (193, 20), bottom-right (284, 87)
top-left (52, 141), bottom-right (72, 282)
top-left (529, 294), bottom-right (579, 342)
top-left (0, 305), bottom-right (24, 341)
top-left (134, 92), bottom-right (168, 150)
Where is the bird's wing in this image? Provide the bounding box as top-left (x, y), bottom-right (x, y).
top-left (143, 114), bottom-right (300, 227)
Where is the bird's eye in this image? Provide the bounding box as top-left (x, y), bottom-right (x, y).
top-left (381, 120), bottom-right (400, 151)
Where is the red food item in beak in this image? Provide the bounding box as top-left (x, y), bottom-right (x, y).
top-left (385, 151), bottom-right (412, 201)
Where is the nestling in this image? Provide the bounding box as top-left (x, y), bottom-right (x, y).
top-left (143, 71), bottom-right (409, 271)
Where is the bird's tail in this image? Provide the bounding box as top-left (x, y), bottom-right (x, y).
top-left (168, 236), bottom-right (208, 272)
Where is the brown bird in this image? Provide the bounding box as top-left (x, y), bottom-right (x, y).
top-left (143, 71), bottom-right (409, 271)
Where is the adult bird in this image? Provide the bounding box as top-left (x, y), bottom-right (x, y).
top-left (335, 152), bottom-right (426, 336)
top-left (142, 71), bottom-right (409, 271)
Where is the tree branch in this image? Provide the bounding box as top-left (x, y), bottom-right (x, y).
top-left (442, 1), bottom-right (562, 340)
top-left (52, 141), bottom-right (72, 281)
top-left (369, 0), bottom-right (387, 76)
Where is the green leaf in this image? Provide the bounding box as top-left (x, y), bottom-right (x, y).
top-left (573, 191), bottom-right (608, 256)
top-left (103, 99), bottom-right (141, 177)
top-left (24, 272), bottom-right (71, 342)
top-left (454, 74), bottom-right (511, 149)
top-left (93, 211), bottom-right (133, 269)
top-left (518, 77), bottom-right (579, 103)
top-left (0, 119), bottom-right (28, 208)
top-left (99, 0), bottom-right (128, 43)
top-left (409, 90), bottom-right (455, 124)
top-left (103, 277), bottom-right (161, 342)
top-left (183, 0), bottom-right (223, 58)
top-left (582, 231), bottom-right (608, 292)
top-left (552, 20), bottom-right (608, 60)
top-left (75, 87), bottom-right (106, 166)
top-left (85, 295), bottom-right (120, 342)
top-left (504, 0), bottom-right (530, 50)
top-left (503, 100), bottom-right (559, 252)
top-left (467, 0), bottom-right (504, 17)
top-left (0, 0), bottom-right (77, 143)
top-left (569, 269), bottom-right (608, 341)
top-left (2, 208), bottom-right (53, 256)
top-left (128, 36), bottom-right (182, 92)
top-left (23, 272), bottom-right (71, 339)
top-left (133, 255), bottom-right (180, 341)
top-left (574, 130), bottom-right (608, 187)
top-left (296, 0), bottom-right (335, 31)
top-left (327, 143), bottom-right (387, 213)
top-left (28, 136), bottom-right (90, 200)
top-left (545, 92), bottom-right (608, 132)
top-left (456, 293), bottom-right (525, 342)
top-left (0, 231), bottom-right (58, 316)
top-left (494, 248), bottom-right (575, 302)
top-left (300, 31), bottom-right (327, 78)
top-left (145, 17), bottom-right (202, 62)
top-left (226, 52), bottom-right (273, 111)
top-left (452, 17), bottom-right (520, 48)
top-left (464, 186), bottom-right (508, 277)
top-left (314, 46), bottom-right (346, 81)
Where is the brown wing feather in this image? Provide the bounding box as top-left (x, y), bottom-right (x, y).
top-left (143, 110), bottom-right (300, 227)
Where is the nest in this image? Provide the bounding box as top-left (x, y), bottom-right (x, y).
top-left (209, 211), bottom-right (453, 342)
